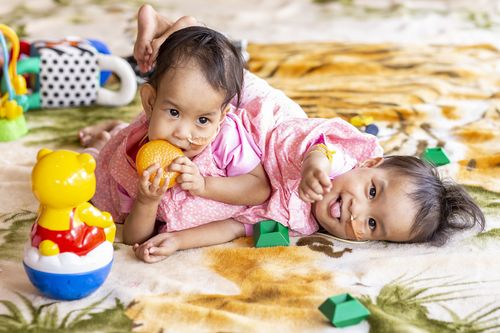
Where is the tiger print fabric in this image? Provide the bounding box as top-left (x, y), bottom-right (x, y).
top-left (247, 42), bottom-right (500, 193)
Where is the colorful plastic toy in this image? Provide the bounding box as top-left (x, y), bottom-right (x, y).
top-left (253, 220), bottom-right (290, 248)
top-left (136, 139), bottom-right (184, 188)
top-left (318, 293), bottom-right (370, 328)
top-left (364, 123), bottom-right (379, 136)
top-left (0, 25), bottom-right (28, 141)
top-left (24, 149), bottom-right (116, 300)
top-left (86, 38), bottom-right (112, 86)
top-left (12, 37), bottom-right (137, 110)
top-left (350, 115), bottom-right (373, 127)
top-left (422, 147), bottom-right (450, 166)
top-left (350, 115), bottom-right (379, 137)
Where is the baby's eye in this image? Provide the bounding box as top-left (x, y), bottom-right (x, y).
top-left (168, 109), bottom-right (179, 117)
top-left (369, 184), bottom-right (376, 199)
top-left (198, 117), bottom-right (210, 125)
top-left (368, 218), bottom-right (377, 230)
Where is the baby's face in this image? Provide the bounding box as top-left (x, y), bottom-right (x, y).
top-left (147, 61), bottom-right (226, 158)
top-left (312, 162), bottom-right (417, 242)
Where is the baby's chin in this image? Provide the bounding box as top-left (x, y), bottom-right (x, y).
top-left (182, 146), bottom-right (206, 159)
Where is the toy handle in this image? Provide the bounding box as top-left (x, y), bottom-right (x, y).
top-left (96, 54), bottom-right (137, 106)
top-left (17, 57), bottom-right (41, 109)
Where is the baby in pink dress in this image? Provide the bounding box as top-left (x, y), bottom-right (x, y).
top-left (82, 26), bottom-right (287, 256)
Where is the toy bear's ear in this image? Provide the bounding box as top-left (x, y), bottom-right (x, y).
top-left (78, 153), bottom-right (96, 173)
top-left (37, 148), bottom-right (52, 161)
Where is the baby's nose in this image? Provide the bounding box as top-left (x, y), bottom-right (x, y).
top-left (173, 125), bottom-right (191, 140)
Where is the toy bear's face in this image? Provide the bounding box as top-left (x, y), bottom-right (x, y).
top-left (32, 149), bottom-right (96, 208)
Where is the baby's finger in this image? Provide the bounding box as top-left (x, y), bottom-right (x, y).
top-left (306, 178), bottom-right (324, 196)
top-left (145, 163), bottom-right (161, 173)
top-left (134, 243), bottom-right (147, 254)
top-left (148, 246), bottom-right (171, 257)
top-left (139, 55), bottom-right (150, 73)
top-left (151, 167), bottom-right (163, 189)
top-left (144, 254), bottom-right (166, 264)
top-left (141, 163), bottom-right (158, 179)
top-left (299, 187), bottom-right (313, 203)
top-left (170, 162), bottom-right (196, 175)
top-left (159, 175), bottom-right (171, 192)
top-left (145, 43), bottom-right (153, 56)
top-left (141, 248), bottom-right (152, 262)
top-left (304, 187), bottom-right (323, 201)
top-left (172, 155), bottom-right (192, 165)
top-left (176, 173), bottom-right (195, 183)
top-left (317, 171), bottom-right (331, 188)
top-left (139, 173), bottom-right (151, 190)
top-left (134, 245), bottom-right (146, 261)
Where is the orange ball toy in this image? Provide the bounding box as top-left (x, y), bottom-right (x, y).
top-left (135, 140), bottom-right (184, 188)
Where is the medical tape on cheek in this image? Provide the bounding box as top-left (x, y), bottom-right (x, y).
top-left (187, 120), bottom-right (222, 147)
top-left (351, 215), bottom-right (364, 241)
top-left (187, 136), bottom-right (212, 146)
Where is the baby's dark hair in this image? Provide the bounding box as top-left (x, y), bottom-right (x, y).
top-left (148, 26), bottom-right (245, 108)
top-left (379, 155), bottom-right (485, 246)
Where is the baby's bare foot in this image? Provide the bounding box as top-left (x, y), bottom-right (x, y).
top-left (134, 4), bottom-right (198, 73)
top-left (87, 131), bottom-right (111, 151)
top-left (79, 120), bottom-right (124, 147)
top-left (134, 4), bottom-right (160, 73)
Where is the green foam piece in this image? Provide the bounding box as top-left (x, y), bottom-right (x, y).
top-left (318, 293), bottom-right (370, 328)
top-left (422, 147), bottom-right (450, 166)
top-left (0, 115), bottom-right (28, 141)
top-left (253, 220), bottom-right (289, 248)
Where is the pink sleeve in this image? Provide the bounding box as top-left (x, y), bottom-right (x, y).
top-left (307, 133), bottom-right (359, 179)
top-left (117, 184), bottom-right (134, 214)
top-left (212, 112), bottom-right (262, 176)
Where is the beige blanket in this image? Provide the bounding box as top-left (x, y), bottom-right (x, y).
top-left (1, 1), bottom-right (500, 332)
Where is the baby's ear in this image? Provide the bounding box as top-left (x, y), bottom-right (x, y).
top-left (359, 157), bottom-right (384, 168)
top-left (140, 83), bottom-right (156, 118)
top-left (219, 105), bottom-right (230, 123)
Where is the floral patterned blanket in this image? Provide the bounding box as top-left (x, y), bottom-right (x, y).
top-left (0, 40), bottom-right (499, 333)
top-left (2, 0), bottom-right (500, 330)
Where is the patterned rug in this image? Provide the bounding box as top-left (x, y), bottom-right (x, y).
top-left (0, 41), bottom-right (499, 333)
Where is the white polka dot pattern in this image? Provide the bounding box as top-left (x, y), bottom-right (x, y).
top-left (38, 44), bottom-right (99, 108)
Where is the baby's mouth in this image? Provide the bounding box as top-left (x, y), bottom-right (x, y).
top-left (329, 196), bottom-right (342, 221)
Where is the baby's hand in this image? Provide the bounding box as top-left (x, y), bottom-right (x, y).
top-left (137, 163), bottom-right (170, 204)
top-left (133, 233), bottom-right (179, 263)
top-left (170, 156), bottom-right (206, 196)
top-left (299, 166), bottom-right (332, 203)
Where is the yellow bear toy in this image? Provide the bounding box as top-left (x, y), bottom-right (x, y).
top-left (31, 149), bottom-right (115, 256)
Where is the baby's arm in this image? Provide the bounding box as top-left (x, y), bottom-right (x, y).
top-left (133, 218), bottom-right (245, 263)
top-left (299, 144), bottom-right (333, 203)
top-left (171, 157), bottom-right (271, 206)
top-left (123, 164), bottom-right (170, 245)
top-left (204, 163), bottom-right (270, 205)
